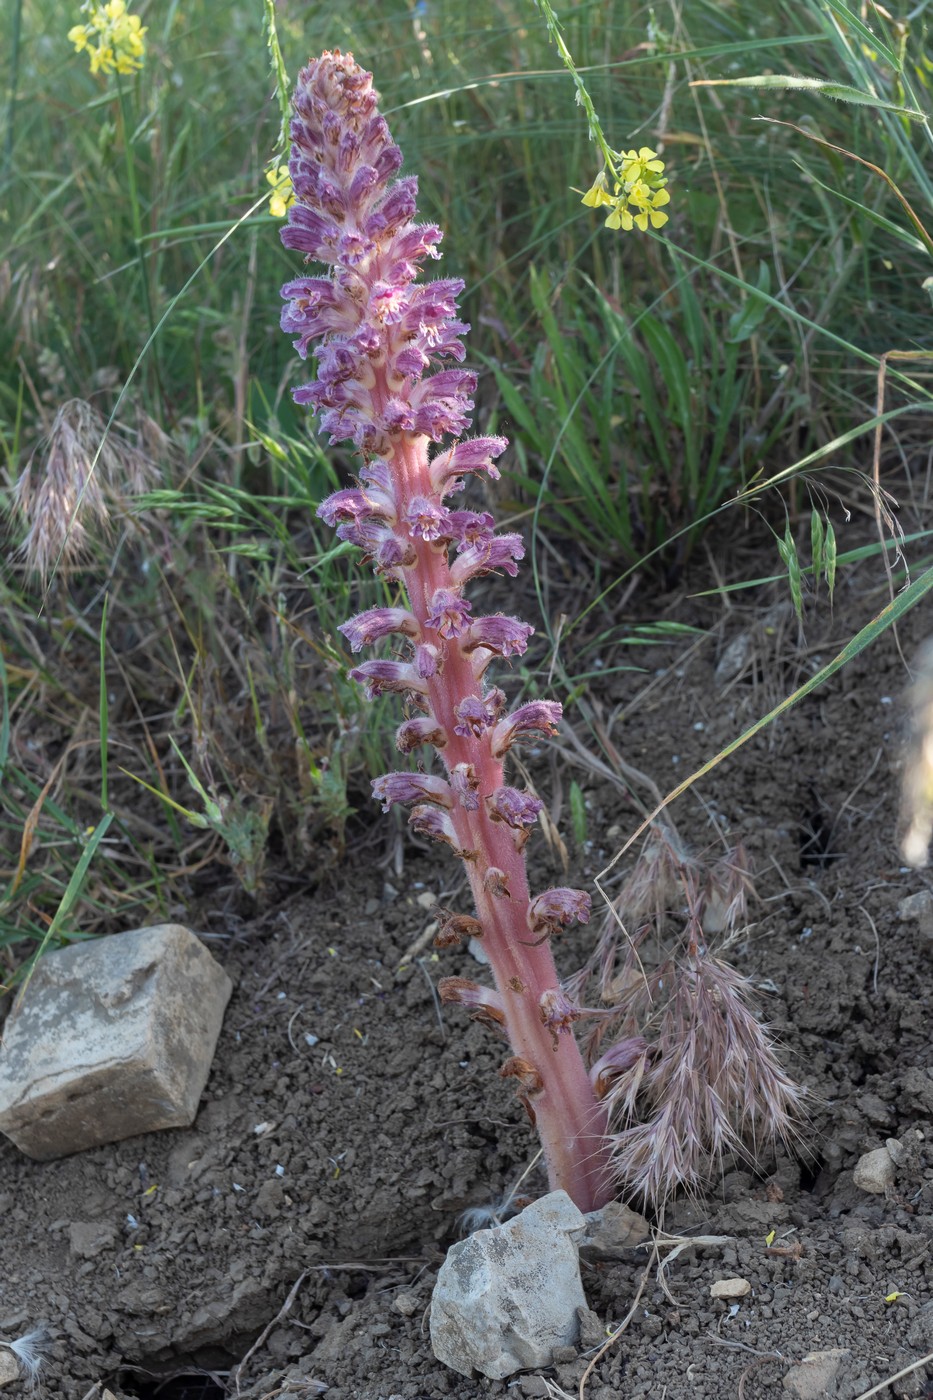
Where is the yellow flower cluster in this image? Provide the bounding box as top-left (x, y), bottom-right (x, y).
top-left (265, 165), bottom-right (295, 219)
top-left (582, 147), bottom-right (670, 232)
top-left (68, 0), bottom-right (147, 77)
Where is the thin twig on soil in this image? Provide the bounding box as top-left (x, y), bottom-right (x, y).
top-left (853, 1349), bottom-right (933, 1399)
top-left (231, 1270), bottom-right (309, 1397)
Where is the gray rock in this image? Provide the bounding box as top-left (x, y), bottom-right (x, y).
top-left (430, 1190), bottom-right (587, 1379)
top-left (853, 1145), bottom-right (896, 1194)
top-left (898, 889), bottom-right (933, 936)
top-left (0, 924), bottom-right (233, 1160)
top-left (783, 1348), bottom-right (851, 1399)
top-left (578, 1199), bottom-right (649, 1260)
top-left (0, 1352), bottom-right (18, 1389)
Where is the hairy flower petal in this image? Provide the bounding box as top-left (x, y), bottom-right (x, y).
top-left (490, 701), bottom-right (562, 759)
top-left (426, 587), bottom-right (472, 639)
top-left (460, 614), bottom-right (533, 659)
top-left (486, 786), bottom-right (543, 829)
top-left (429, 435), bottom-right (508, 496)
top-left (348, 659), bottom-right (427, 700)
top-left (339, 606), bottom-right (419, 652)
top-left (372, 771), bottom-right (452, 812)
top-left (527, 887), bottom-right (592, 937)
top-left (395, 715), bottom-right (448, 753)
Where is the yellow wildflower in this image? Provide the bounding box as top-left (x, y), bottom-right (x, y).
top-left (581, 170), bottom-right (615, 209)
top-left (581, 145), bottom-right (671, 234)
top-left (627, 180), bottom-right (671, 231)
top-left (619, 146), bottom-right (666, 185)
top-left (69, 0), bottom-right (147, 76)
top-left (266, 164), bottom-right (295, 219)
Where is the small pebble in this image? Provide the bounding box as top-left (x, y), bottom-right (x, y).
top-left (710, 1277), bottom-right (751, 1300)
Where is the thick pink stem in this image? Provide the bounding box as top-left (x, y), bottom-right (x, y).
top-left (390, 432), bottom-right (614, 1213)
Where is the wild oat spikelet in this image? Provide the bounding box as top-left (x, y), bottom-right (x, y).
top-left (12, 398), bottom-right (156, 582)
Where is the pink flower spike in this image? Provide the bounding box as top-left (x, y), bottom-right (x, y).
top-left (490, 701), bottom-right (562, 759)
top-left (461, 614), bottom-right (533, 659)
top-left (429, 436), bottom-right (508, 497)
top-left (486, 786), bottom-right (543, 830)
top-left (426, 587), bottom-right (472, 639)
top-left (450, 532), bottom-right (525, 584)
top-left (372, 772), bottom-right (453, 812)
top-left (338, 607), bottom-right (420, 653)
top-left (527, 887), bottom-right (592, 938)
top-left (348, 659), bottom-right (428, 701)
top-left (405, 496), bottom-right (452, 542)
top-left (395, 715), bottom-right (448, 753)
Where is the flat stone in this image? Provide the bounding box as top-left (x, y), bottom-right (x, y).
top-left (710, 1277), bottom-right (751, 1299)
top-left (0, 925), bottom-right (233, 1160)
top-left (898, 890), bottom-right (933, 933)
top-left (853, 1145), bottom-right (896, 1194)
top-left (782, 1347), bottom-right (851, 1399)
top-left (430, 1190), bottom-right (586, 1379)
top-left (0, 1352), bottom-right (18, 1388)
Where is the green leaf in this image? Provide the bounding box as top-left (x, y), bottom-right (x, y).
top-left (699, 74), bottom-right (923, 119)
top-left (569, 781), bottom-right (587, 848)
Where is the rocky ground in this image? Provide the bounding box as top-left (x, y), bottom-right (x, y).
top-left (1, 535), bottom-right (932, 1400)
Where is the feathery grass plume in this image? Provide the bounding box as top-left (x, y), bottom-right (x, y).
top-left (573, 829), bottom-right (803, 1204)
top-left (12, 397), bottom-right (156, 581)
top-left (279, 49), bottom-right (616, 1212)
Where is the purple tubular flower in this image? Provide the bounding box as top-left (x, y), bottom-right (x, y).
top-left (414, 642), bottom-right (441, 678)
top-left (339, 606), bottom-right (420, 652)
top-left (446, 510), bottom-right (495, 549)
top-left (372, 772), bottom-right (452, 812)
top-left (490, 701), bottom-right (563, 759)
top-left (450, 532), bottom-right (525, 584)
top-left (395, 715), bottom-right (448, 753)
top-left (486, 786), bottom-right (544, 830)
top-left (426, 587), bottom-right (472, 639)
top-left (460, 614), bottom-right (533, 659)
top-left (450, 762), bottom-right (480, 810)
top-left (429, 436), bottom-right (508, 497)
top-left (348, 659), bottom-right (428, 700)
top-left (405, 496), bottom-right (452, 542)
top-left (317, 487), bottom-right (392, 528)
top-left (527, 887), bottom-right (592, 937)
top-left (452, 687), bottom-right (506, 738)
top-left (409, 805), bottom-right (477, 860)
top-left (539, 988), bottom-right (582, 1046)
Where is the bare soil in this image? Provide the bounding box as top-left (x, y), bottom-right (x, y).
top-left (2, 533), bottom-right (933, 1400)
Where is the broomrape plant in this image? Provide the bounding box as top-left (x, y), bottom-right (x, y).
top-left (279, 50), bottom-right (797, 1212)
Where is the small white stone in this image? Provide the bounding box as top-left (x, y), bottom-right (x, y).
top-left (710, 1277), bottom-right (751, 1300)
top-left (393, 1292), bottom-right (420, 1317)
top-left (0, 1352), bottom-right (18, 1389)
top-left (853, 1145), bottom-right (896, 1194)
top-left (415, 891), bottom-right (437, 909)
